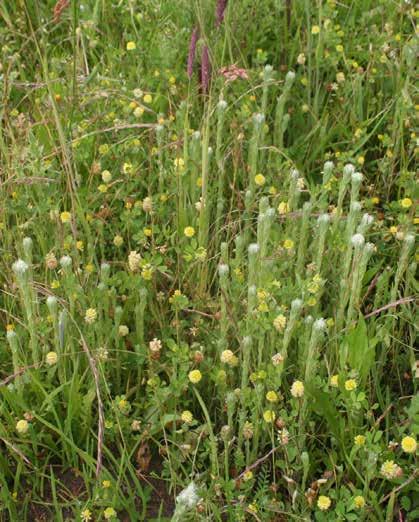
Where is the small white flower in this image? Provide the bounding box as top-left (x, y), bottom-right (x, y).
top-left (264, 64), bottom-right (274, 74)
top-left (192, 130), bottom-right (201, 140)
top-left (351, 233), bottom-right (365, 248)
top-left (290, 168), bottom-right (299, 180)
top-left (12, 259), bottom-right (29, 276)
top-left (217, 99), bottom-right (227, 111)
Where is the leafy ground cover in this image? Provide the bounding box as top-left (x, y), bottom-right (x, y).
top-left (0, 1), bottom-right (417, 520)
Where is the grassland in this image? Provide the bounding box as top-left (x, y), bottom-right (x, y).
top-left (0, 1), bottom-right (417, 520)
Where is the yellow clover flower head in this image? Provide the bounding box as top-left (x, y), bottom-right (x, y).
top-left (184, 226), bottom-right (195, 238)
top-left (188, 369), bottom-right (202, 384)
top-left (400, 197), bottom-right (412, 208)
top-left (103, 507), bottom-right (117, 520)
top-left (317, 495), bottom-right (331, 511)
top-left (126, 41), bottom-right (136, 51)
top-left (354, 434), bottom-right (366, 446)
top-left (263, 410), bottom-right (276, 423)
top-left (254, 173), bottom-right (266, 186)
top-left (181, 410), bottom-right (193, 424)
top-left (401, 435), bottom-right (417, 454)
top-left (344, 378), bottom-right (357, 391)
top-left (354, 496), bottom-right (366, 509)
top-left (60, 211), bottom-right (71, 223)
top-left (46, 351), bottom-right (58, 366)
top-left (16, 419), bottom-right (29, 434)
top-left (291, 380), bottom-right (304, 398)
top-left (85, 308), bottom-right (97, 324)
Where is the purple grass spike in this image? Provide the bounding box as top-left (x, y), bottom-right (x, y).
top-left (200, 45), bottom-right (211, 94)
top-left (187, 27), bottom-right (199, 79)
top-left (215, 0), bottom-right (227, 28)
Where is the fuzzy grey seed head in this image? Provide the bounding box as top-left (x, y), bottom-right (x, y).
top-left (6, 330), bottom-right (17, 341)
top-left (248, 243), bottom-right (259, 255)
top-left (291, 298), bottom-right (303, 310)
top-left (352, 171), bottom-right (363, 184)
top-left (23, 237), bottom-right (33, 250)
top-left (404, 233), bottom-right (415, 245)
top-left (343, 163), bottom-right (355, 176)
top-left (351, 233), bottom-right (365, 247)
top-left (218, 263), bottom-right (229, 276)
top-left (313, 318), bottom-right (327, 331)
top-left (253, 113), bottom-right (265, 125)
top-left (317, 213), bottom-right (330, 224)
top-left (12, 259), bottom-right (29, 276)
top-left (361, 213), bottom-right (374, 226)
top-left (323, 161), bottom-right (334, 172)
top-left (217, 99), bottom-right (227, 111)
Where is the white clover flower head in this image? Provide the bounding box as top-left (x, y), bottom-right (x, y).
top-left (60, 255), bottom-right (72, 268)
top-left (365, 242), bottom-right (376, 254)
top-left (317, 213), bottom-right (330, 224)
top-left (176, 482), bottom-right (199, 509)
top-left (207, 146), bottom-right (213, 156)
top-left (192, 130), bottom-right (201, 140)
top-left (351, 201), bottom-right (362, 212)
top-left (218, 263), bottom-right (229, 276)
top-left (352, 171), bottom-right (363, 184)
top-left (314, 318), bottom-right (327, 331)
top-left (323, 161), bottom-right (334, 172)
top-left (285, 70), bottom-right (296, 83)
top-left (291, 298), bottom-right (303, 310)
top-left (253, 113), bottom-right (265, 125)
top-left (248, 243), bottom-right (259, 255)
top-left (12, 259), bottom-right (29, 276)
top-left (156, 124), bottom-right (164, 133)
top-left (305, 315), bottom-right (314, 325)
top-left (343, 163), bottom-right (355, 176)
top-left (351, 233), bottom-right (365, 248)
top-left (217, 99), bottom-right (227, 111)
top-left (264, 64), bottom-right (273, 74)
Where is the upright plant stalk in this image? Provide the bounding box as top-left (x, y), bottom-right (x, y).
top-left (296, 201), bottom-right (312, 279)
top-left (215, 99), bottom-right (228, 244)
